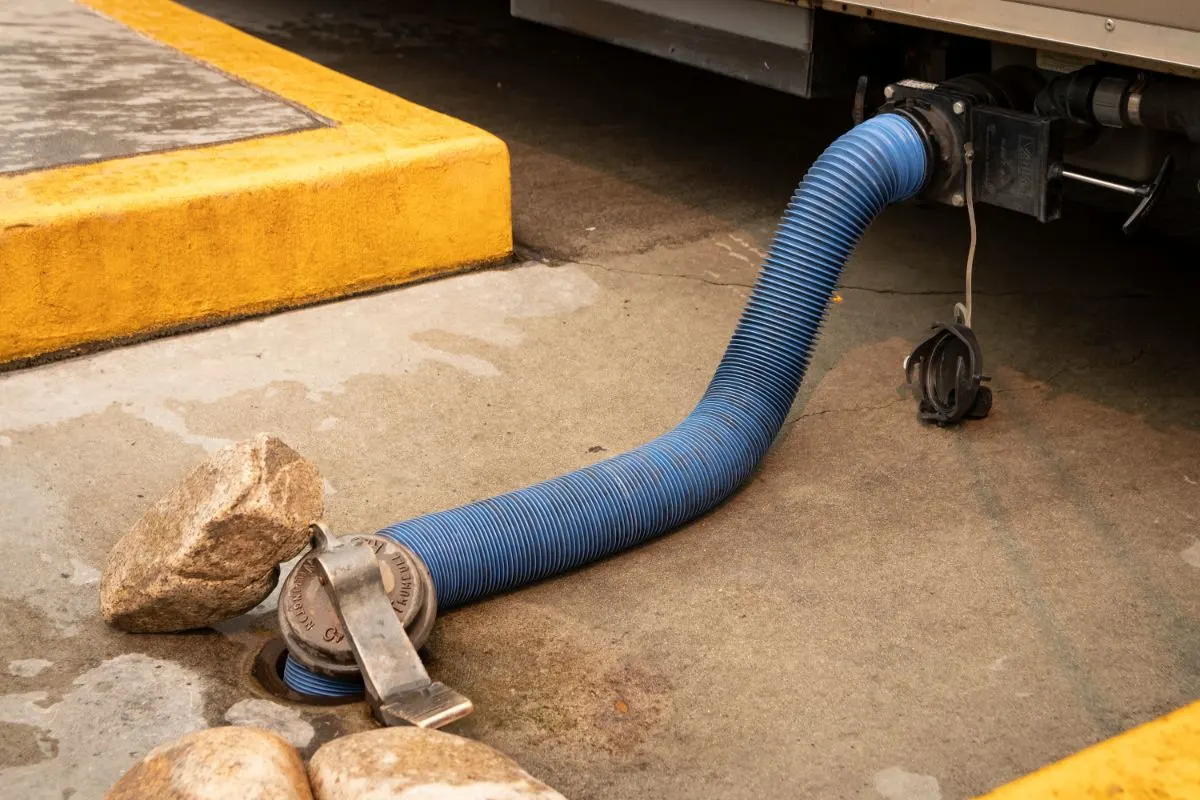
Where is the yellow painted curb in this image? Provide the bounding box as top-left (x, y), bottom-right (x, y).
top-left (979, 701), bottom-right (1200, 799)
top-left (0, 0), bottom-right (511, 366)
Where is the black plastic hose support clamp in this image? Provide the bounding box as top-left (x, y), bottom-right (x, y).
top-left (904, 322), bottom-right (992, 426)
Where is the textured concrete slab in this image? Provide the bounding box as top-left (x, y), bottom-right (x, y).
top-left (0, 0), bottom-right (324, 175)
top-left (1, 1), bottom-right (1198, 799)
top-left (0, 243), bottom-right (1196, 800)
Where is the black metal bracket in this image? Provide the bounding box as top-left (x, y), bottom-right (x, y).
top-left (972, 106), bottom-right (1065, 223)
top-left (878, 78), bottom-right (1066, 222)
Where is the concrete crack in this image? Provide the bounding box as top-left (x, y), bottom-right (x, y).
top-left (786, 395), bottom-right (909, 425)
top-left (513, 224), bottom-right (764, 266)
top-left (839, 284), bottom-right (1155, 300)
top-left (1040, 367), bottom-right (1071, 386)
top-left (519, 249), bottom-right (1156, 303)
top-left (993, 384), bottom-right (1052, 395)
top-left (1045, 348), bottom-right (1146, 383)
top-left (571, 259), bottom-right (754, 290)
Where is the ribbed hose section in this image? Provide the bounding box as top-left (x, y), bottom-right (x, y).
top-left (380, 113), bottom-right (927, 606)
top-left (283, 654), bottom-right (362, 696)
top-left (283, 113), bottom-right (927, 697)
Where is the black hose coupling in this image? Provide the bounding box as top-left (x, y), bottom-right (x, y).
top-left (903, 322), bottom-right (992, 426)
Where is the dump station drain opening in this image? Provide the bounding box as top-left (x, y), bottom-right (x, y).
top-left (253, 638), bottom-right (362, 705)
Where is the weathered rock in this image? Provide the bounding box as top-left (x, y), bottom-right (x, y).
top-left (101, 434), bottom-right (323, 632)
top-left (106, 726), bottom-right (313, 800)
top-left (308, 728), bottom-right (568, 800)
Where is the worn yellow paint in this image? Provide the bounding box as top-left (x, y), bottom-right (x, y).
top-left (0, 0), bottom-right (511, 365)
top-left (980, 701), bottom-right (1200, 799)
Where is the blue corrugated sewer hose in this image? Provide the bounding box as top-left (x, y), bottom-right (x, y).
top-left (283, 113), bottom-right (930, 696)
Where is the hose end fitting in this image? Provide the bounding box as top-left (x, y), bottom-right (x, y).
top-left (904, 322), bottom-right (992, 426)
top-left (278, 525), bottom-right (467, 729)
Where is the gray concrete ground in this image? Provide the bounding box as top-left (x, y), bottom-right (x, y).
top-left (0, 0), bottom-right (322, 175)
top-left (2, 1), bottom-right (1199, 798)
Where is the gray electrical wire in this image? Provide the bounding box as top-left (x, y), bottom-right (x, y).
top-left (954, 143), bottom-right (977, 327)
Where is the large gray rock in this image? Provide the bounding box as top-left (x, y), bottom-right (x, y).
top-left (105, 726), bottom-right (313, 800)
top-left (308, 728), bottom-right (567, 800)
top-left (101, 434), bottom-right (323, 632)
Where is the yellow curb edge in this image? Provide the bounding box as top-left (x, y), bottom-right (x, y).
top-left (0, 0), bottom-right (512, 365)
top-left (979, 700), bottom-right (1200, 799)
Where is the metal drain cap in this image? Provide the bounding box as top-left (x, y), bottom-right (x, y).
top-left (279, 533), bottom-right (428, 678)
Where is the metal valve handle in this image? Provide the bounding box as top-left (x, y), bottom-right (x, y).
top-left (1059, 154), bottom-right (1174, 235)
top-left (302, 524), bottom-right (473, 728)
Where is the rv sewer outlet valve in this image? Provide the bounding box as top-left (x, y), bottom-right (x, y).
top-left (278, 523), bottom-right (472, 728)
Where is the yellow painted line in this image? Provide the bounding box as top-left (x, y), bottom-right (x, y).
top-left (979, 701), bottom-right (1200, 799)
top-left (0, 0), bottom-right (511, 366)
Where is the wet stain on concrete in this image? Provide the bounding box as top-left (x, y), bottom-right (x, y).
top-left (0, 265), bottom-right (599, 451)
top-left (224, 697), bottom-right (315, 749)
top-left (0, 654), bottom-right (207, 800)
top-left (7, 659), bottom-right (53, 678)
top-left (1181, 542), bottom-right (1200, 570)
top-left (426, 598), bottom-right (675, 789)
top-left (874, 767), bottom-right (943, 800)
